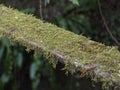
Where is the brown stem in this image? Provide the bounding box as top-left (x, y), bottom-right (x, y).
top-left (40, 0), bottom-right (43, 19)
top-left (97, 0), bottom-right (120, 46)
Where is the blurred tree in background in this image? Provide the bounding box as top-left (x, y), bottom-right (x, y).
top-left (0, 0), bottom-right (120, 90)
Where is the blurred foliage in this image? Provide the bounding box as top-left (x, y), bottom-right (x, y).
top-left (0, 36), bottom-right (23, 90)
top-left (0, 37), bottom-right (58, 90)
top-left (0, 0), bottom-right (120, 90)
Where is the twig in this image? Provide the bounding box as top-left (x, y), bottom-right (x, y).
top-left (97, 0), bottom-right (120, 46)
top-left (7, 27), bottom-right (15, 36)
top-left (80, 66), bottom-right (96, 78)
top-left (39, 0), bottom-right (43, 19)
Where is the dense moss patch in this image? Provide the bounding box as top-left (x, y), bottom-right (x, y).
top-left (0, 4), bottom-right (120, 89)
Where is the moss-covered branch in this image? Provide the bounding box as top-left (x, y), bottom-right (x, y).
top-left (0, 4), bottom-right (120, 89)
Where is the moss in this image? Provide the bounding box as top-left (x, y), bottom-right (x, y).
top-left (0, 4), bottom-right (120, 89)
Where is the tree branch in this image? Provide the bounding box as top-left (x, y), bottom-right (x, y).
top-left (0, 4), bottom-right (120, 89)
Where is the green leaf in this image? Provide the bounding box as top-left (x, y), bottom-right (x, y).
top-left (30, 63), bottom-right (37, 80)
top-left (1, 74), bottom-right (10, 84)
top-left (45, 0), bottom-right (50, 6)
top-left (16, 53), bottom-right (23, 68)
top-left (30, 60), bottom-right (41, 80)
top-left (2, 37), bottom-right (10, 48)
top-left (21, 8), bottom-right (35, 14)
top-left (32, 76), bottom-right (40, 90)
top-left (70, 0), bottom-right (79, 5)
top-left (30, 59), bottom-right (42, 90)
top-left (0, 48), bottom-right (4, 59)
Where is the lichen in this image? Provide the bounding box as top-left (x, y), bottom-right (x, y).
top-left (0, 4), bottom-right (120, 89)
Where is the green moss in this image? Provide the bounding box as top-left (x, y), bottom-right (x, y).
top-left (0, 4), bottom-right (120, 89)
